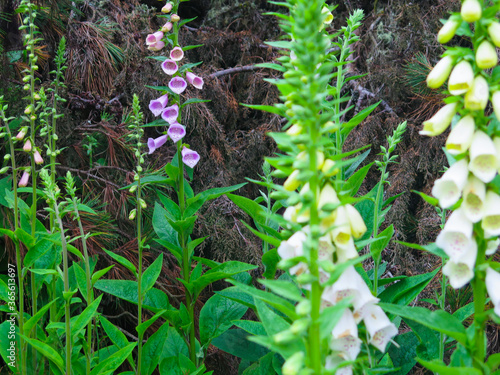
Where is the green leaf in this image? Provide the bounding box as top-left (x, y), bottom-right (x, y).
top-left (0, 321), bottom-right (19, 373)
top-left (73, 263), bottom-right (88, 302)
top-left (142, 322), bottom-right (170, 375)
top-left (212, 328), bottom-right (269, 361)
top-left (242, 221), bottom-right (282, 248)
top-left (187, 236), bottom-right (207, 259)
top-left (255, 62), bottom-right (286, 72)
top-left (413, 190), bottom-right (439, 207)
top-left (141, 254), bottom-right (164, 295)
top-left (487, 353), bottom-right (500, 371)
top-left (21, 335), bottom-right (65, 373)
top-left (155, 239), bottom-right (183, 264)
top-left (345, 149), bottom-right (371, 179)
top-left (199, 293), bottom-right (248, 346)
top-left (184, 183), bottom-right (247, 217)
top-left (89, 343), bottom-right (136, 375)
top-left (370, 224), bottom-right (394, 264)
top-left (341, 101), bottom-right (380, 136)
top-left (136, 309), bottom-right (168, 338)
top-left (91, 265), bottom-right (114, 286)
top-left (103, 248), bottom-right (137, 276)
top-left (342, 162), bottom-right (373, 197)
top-left (262, 248), bottom-right (280, 279)
top-left (379, 267), bottom-right (439, 304)
top-left (240, 103), bottom-right (284, 116)
top-left (153, 202), bottom-right (180, 246)
top-left (258, 279), bottom-right (303, 302)
top-left (100, 316), bottom-right (130, 350)
top-left (181, 98), bottom-right (210, 108)
top-left (157, 192), bottom-right (181, 220)
top-left (417, 359), bottom-right (481, 375)
top-left (24, 299), bottom-right (56, 335)
top-left (396, 241), bottom-right (447, 259)
top-left (226, 193), bottom-right (266, 227)
top-left (388, 331), bottom-right (419, 375)
top-left (72, 295), bottom-right (103, 342)
top-left (380, 303), bottom-right (467, 345)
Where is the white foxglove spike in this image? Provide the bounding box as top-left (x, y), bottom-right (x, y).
top-left (445, 115), bottom-right (475, 155)
top-left (431, 158), bottom-right (469, 208)
top-left (443, 239), bottom-right (477, 288)
top-left (462, 175), bottom-right (486, 223)
top-left (486, 268), bottom-right (500, 317)
top-left (436, 208), bottom-right (474, 259)
top-left (363, 305), bottom-right (398, 352)
top-left (481, 191), bottom-right (500, 238)
top-left (469, 130), bottom-right (498, 183)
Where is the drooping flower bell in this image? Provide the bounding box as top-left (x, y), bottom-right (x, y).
top-left (426, 55), bottom-right (454, 89)
top-left (436, 208), bottom-right (474, 259)
top-left (481, 191), bottom-right (500, 237)
top-left (161, 104), bottom-right (179, 125)
top-left (170, 46), bottom-right (184, 61)
top-left (23, 139), bottom-right (32, 152)
top-left (437, 18), bottom-right (461, 44)
top-left (468, 130), bottom-right (498, 183)
top-left (146, 31), bottom-right (164, 46)
top-left (442, 239), bottom-right (477, 288)
top-left (448, 60), bottom-right (474, 95)
top-left (420, 102), bottom-right (457, 136)
top-left (462, 175), bottom-right (486, 223)
top-left (464, 76), bottom-right (489, 111)
top-left (16, 127), bottom-right (28, 140)
top-left (461, 0), bottom-right (482, 23)
top-left (493, 91), bottom-right (500, 121)
top-left (431, 158), bottom-right (469, 208)
top-left (445, 115), bottom-right (475, 155)
top-left (475, 41), bottom-right (498, 69)
top-left (181, 146), bottom-right (200, 168)
top-left (488, 22), bottom-right (500, 47)
top-left (148, 41), bottom-right (165, 52)
top-left (277, 230), bottom-right (307, 276)
top-left (149, 94), bottom-right (169, 116)
top-left (161, 21), bottom-right (173, 33)
top-left (329, 309), bottom-right (362, 361)
top-left (147, 134), bottom-right (168, 154)
top-left (161, 59), bottom-right (178, 75)
top-left (363, 305), bottom-right (398, 352)
top-left (169, 77), bottom-right (187, 94)
top-left (186, 72), bottom-right (204, 89)
top-left (34, 150), bottom-right (43, 165)
top-left (162, 2), bottom-right (173, 13)
top-left (18, 170), bottom-right (30, 187)
top-left (167, 123), bottom-right (186, 143)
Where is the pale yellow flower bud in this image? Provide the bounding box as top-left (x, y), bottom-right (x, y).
top-left (426, 55), bottom-right (454, 89)
top-left (448, 60), bottom-right (474, 95)
top-left (476, 41), bottom-right (498, 70)
top-left (438, 19), bottom-right (461, 44)
top-left (461, 0), bottom-right (482, 23)
top-left (488, 22), bottom-right (500, 48)
top-left (284, 169), bottom-right (301, 191)
top-left (464, 76), bottom-right (489, 111)
top-left (420, 102), bottom-right (457, 136)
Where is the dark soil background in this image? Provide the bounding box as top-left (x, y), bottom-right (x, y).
top-left (1, 0), bottom-right (499, 373)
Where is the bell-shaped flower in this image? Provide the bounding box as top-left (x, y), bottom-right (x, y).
top-left (462, 175), bottom-right (486, 223)
top-left (469, 130), bottom-right (498, 183)
top-left (318, 235), bottom-right (335, 262)
top-left (170, 46), bottom-right (184, 61)
top-left (436, 208), bottom-right (473, 259)
top-left (488, 22), bottom-right (500, 48)
top-left (461, 0), bottom-right (482, 23)
top-left (171, 14), bottom-right (180, 22)
top-left (283, 205), bottom-right (298, 223)
top-left (181, 146), bottom-right (200, 168)
top-left (492, 92), bottom-right (500, 122)
top-left (318, 183), bottom-right (339, 228)
top-left (363, 305), bottom-right (398, 352)
top-left (167, 123), bottom-right (186, 143)
top-left (322, 6), bottom-right (333, 25)
top-left (34, 150), bottom-right (43, 165)
top-left (168, 77), bottom-right (187, 94)
top-left (426, 55), bottom-right (454, 89)
top-left (345, 204), bottom-right (367, 239)
top-left (161, 21), bottom-right (173, 33)
top-left (146, 31), bottom-right (164, 45)
top-left (325, 355), bottom-right (353, 375)
top-left (431, 158), bottom-right (469, 208)
top-left (330, 309), bottom-right (362, 361)
top-left (161, 59), bottom-right (178, 76)
top-left (481, 191), bottom-right (500, 238)
top-left (23, 139), bottom-right (32, 152)
top-left (147, 134), bottom-right (168, 154)
top-left (161, 104), bottom-right (179, 125)
top-left (147, 41), bottom-right (165, 52)
top-left (445, 115), bottom-right (475, 155)
top-left (18, 171), bottom-right (30, 187)
top-left (486, 268), bottom-right (500, 317)
top-left (284, 169), bottom-right (301, 192)
top-left (16, 127), bottom-right (28, 140)
top-left (448, 60), bottom-right (474, 95)
top-left (438, 18), bottom-right (461, 44)
top-left (162, 2), bottom-right (173, 13)
top-left (486, 238), bottom-right (499, 256)
top-left (149, 94), bottom-right (169, 116)
top-left (476, 41), bottom-right (498, 70)
top-left (443, 239), bottom-right (477, 288)
top-left (465, 76), bottom-right (489, 111)
top-left (330, 206), bottom-right (352, 247)
top-left (277, 230), bottom-right (307, 276)
top-left (336, 237), bottom-right (358, 263)
top-left (186, 72), bottom-right (204, 89)
top-left (420, 102), bottom-right (457, 136)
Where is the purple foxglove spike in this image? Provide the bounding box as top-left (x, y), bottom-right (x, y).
top-left (149, 94), bottom-right (169, 116)
top-left (161, 59), bottom-right (178, 75)
top-left (168, 77), bottom-right (187, 94)
top-left (170, 46), bottom-right (184, 61)
top-left (182, 146), bottom-right (200, 168)
top-left (186, 72), bottom-right (204, 89)
top-left (147, 134), bottom-right (168, 154)
top-left (148, 41), bottom-right (165, 51)
top-left (19, 171), bottom-right (30, 187)
top-left (161, 104), bottom-right (179, 124)
top-left (167, 123), bottom-right (186, 143)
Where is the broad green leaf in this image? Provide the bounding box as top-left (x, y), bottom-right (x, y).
top-left (24, 299), bottom-right (56, 335)
top-left (226, 193), bottom-right (267, 226)
top-left (73, 263), bottom-right (88, 302)
top-left (341, 101), bottom-right (380, 136)
top-left (370, 225), bottom-right (394, 264)
top-left (412, 190), bottom-right (439, 207)
top-left (72, 295), bottom-right (102, 342)
top-left (89, 343), bottom-right (136, 375)
top-left (136, 309), bottom-right (168, 337)
top-left (255, 299), bottom-right (289, 336)
top-left (417, 359), bottom-right (481, 375)
top-left (100, 316), bottom-right (135, 370)
top-left (141, 254), bottom-right (164, 294)
top-left (0, 321), bottom-right (19, 373)
top-left (155, 239), bottom-right (183, 264)
top-left (157, 192), bottom-right (181, 220)
top-left (342, 162), bottom-right (373, 197)
top-left (91, 265), bottom-right (114, 286)
top-left (258, 279), bottom-right (303, 302)
top-left (345, 149), bottom-right (371, 179)
top-left (396, 241), bottom-right (447, 259)
top-left (388, 331), bottom-right (419, 375)
top-left (142, 322), bottom-right (170, 375)
top-left (255, 62), bottom-right (286, 72)
top-left (161, 326), bottom-right (189, 359)
top-left (379, 267), bottom-right (439, 304)
top-left (212, 328), bottom-right (269, 361)
top-left (181, 98), bottom-right (210, 108)
top-left (199, 293), bottom-right (248, 346)
top-left (241, 104), bottom-right (285, 116)
top-left (103, 248), bottom-right (137, 275)
top-left (242, 221), bottom-right (282, 248)
top-left (233, 320), bottom-right (267, 336)
top-left (153, 202), bottom-right (179, 246)
top-left (262, 248), bottom-right (280, 279)
top-left (184, 183), bottom-right (247, 217)
top-left (21, 335), bottom-right (64, 373)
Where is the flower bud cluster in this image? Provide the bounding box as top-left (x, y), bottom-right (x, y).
top-left (422, 1), bottom-right (500, 312)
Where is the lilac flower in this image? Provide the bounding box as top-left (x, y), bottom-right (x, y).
top-left (170, 46), bottom-right (184, 61)
top-left (19, 171), bottom-right (30, 187)
top-left (167, 123), bottom-right (186, 143)
top-left (169, 77), bottom-right (187, 94)
top-left (149, 94), bottom-right (169, 116)
top-left (186, 72), bottom-right (204, 89)
top-left (161, 59), bottom-right (178, 76)
top-left (146, 31), bottom-right (164, 45)
top-left (147, 41), bottom-right (165, 52)
top-left (161, 104), bottom-right (179, 124)
top-left (147, 134), bottom-right (168, 154)
top-left (182, 147), bottom-right (200, 168)
top-left (34, 150), bottom-right (43, 165)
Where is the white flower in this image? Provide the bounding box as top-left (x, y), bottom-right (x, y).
top-left (469, 130), bottom-right (498, 183)
top-left (344, 204), bottom-right (367, 239)
top-left (283, 205), bottom-right (298, 223)
top-left (325, 355), bottom-right (352, 375)
top-left (443, 239), bottom-right (477, 288)
top-left (446, 115), bottom-right (475, 155)
top-left (330, 309), bottom-right (362, 361)
top-left (330, 206), bottom-right (352, 246)
top-left (426, 55), bottom-right (454, 89)
top-left (277, 231), bottom-right (307, 275)
top-left (461, 0), bottom-right (482, 23)
top-left (486, 238), bottom-right (499, 256)
top-left (488, 22), bottom-right (500, 48)
top-left (437, 18), bottom-right (461, 44)
top-left (486, 268), bottom-right (500, 317)
top-left (420, 102), bottom-right (457, 136)
top-left (464, 76), bottom-right (489, 111)
top-left (481, 191), bottom-right (500, 238)
top-left (363, 305), bottom-right (398, 352)
top-left (335, 237), bottom-right (359, 263)
top-left (431, 158), bottom-right (469, 208)
top-left (448, 61), bottom-right (474, 95)
top-left (462, 175), bottom-right (486, 223)
top-left (318, 235), bottom-right (335, 262)
top-left (284, 169), bottom-right (301, 191)
top-left (493, 92), bottom-right (500, 122)
top-left (436, 208), bottom-right (474, 259)
top-left (476, 41), bottom-right (498, 70)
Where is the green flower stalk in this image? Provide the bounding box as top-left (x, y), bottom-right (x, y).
top-left (421, 0), bottom-right (500, 368)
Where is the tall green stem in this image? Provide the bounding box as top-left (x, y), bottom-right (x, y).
top-left (372, 163), bottom-right (387, 294)
top-left (136, 179), bottom-right (144, 375)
